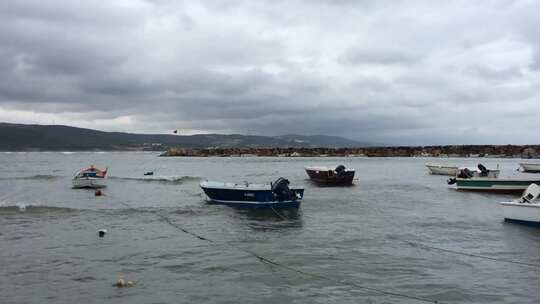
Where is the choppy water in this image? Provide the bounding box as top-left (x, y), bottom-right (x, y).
top-left (1, 152), bottom-right (540, 303)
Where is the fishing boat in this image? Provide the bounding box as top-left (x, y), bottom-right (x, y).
top-left (200, 177), bottom-right (304, 209)
top-left (500, 183), bottom-right (540, 225)
top-left (448, 175), bottom-right (540, 193)
top-left (426, 163), bottom-right (500, 177)
top-left (72, 165), bottom-right (107, 188)
top-left (519, 163), bottom-right (540, 173)
top-left (425, 164), bottom-right (460, 176)
top-left (305, 165), bottom-right (355, 185)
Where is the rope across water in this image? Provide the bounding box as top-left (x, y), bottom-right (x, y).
top-left (114, 199), bottom-right (442, 303)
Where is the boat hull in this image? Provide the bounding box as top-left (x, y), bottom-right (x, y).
top-left (305, 168), bottom-right (355, 185)
top-left (500, 202), bottom-right (540, 225)
top-left (426, 164), bottom-right (459, 176)
top-left (454, 178), bottom-right (540, 193)
top-left (72, 177), bottom-right (107, 189)
top-left (206, 198), bottom-right (301, 209)
top-left (200, 182), bottom-right (304, 209)
top-left (520, 163), bottom-right (540, 173)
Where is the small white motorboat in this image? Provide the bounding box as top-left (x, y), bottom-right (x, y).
top-left (425, 164), bottom-right (460, 175)
top-left (519, 163), bottom-right (540, 173)
top-left (500, 183), bottom-right (540, 225)
top-left (427, 163), bottom-right (499, 177)
top-left (72, 166), bottom-right (108, 188)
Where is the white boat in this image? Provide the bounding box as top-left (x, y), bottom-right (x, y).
top-left (500, 183), bottom-right (540, 225)
top-left (426, 163), bottom-right (499, 177)
top-left (425, 164), bottom-right (460, 176)
top-left (450, 177), bottom-right (540, 193)
top-left (519, 163), bottom-right (540, 173)
top-left (72, 166), bottom-right (108, 188)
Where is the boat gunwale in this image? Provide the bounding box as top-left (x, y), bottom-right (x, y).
top-left (200, 181), bottom-right (304, 191)
top-left (205, 198), bottom-right (301, 205)
top-left (500, 202), bottom-right (540, 208)
top-left (305, 166), bottom-right (355, 172)
top-left (425, 164), bottom-right (459, 170)
top-left (454, 177), bottom-right (540, 182)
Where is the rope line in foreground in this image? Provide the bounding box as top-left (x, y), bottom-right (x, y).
top-left (263, 201), bottom-right (540, 270)
top-left (152, 210), bottom-right (440, 303)
top-left (114, 199), bottom-right (439, 302)
top-left (406, 241), bottom-right (540, 268)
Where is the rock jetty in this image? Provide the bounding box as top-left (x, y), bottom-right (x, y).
top-left (161, 145), bottom-right (540, 158)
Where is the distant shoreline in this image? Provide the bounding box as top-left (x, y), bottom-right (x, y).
top-left (160, 145), bottom-right (540, 158)
top-left (2, 144), bottom-right (539, 159)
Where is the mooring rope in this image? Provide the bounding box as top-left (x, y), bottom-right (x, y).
top-left (405, 241), bottom-right (540, 268)
top-left (113, 198), bottom-right (440, 302)
top-left (267, 202), bottom-right (292, 222)
top-left (262, 199), bottom-right (540, 270)
top-left (157, 210), bottom-right (440, 302)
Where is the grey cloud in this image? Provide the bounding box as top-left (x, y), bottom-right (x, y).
top-left (340, 47), bottom-right (422, 65)
top-left (1, 0), bottom-right (540, 144)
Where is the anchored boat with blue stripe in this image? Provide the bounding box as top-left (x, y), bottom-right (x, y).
top-left (200, 177), bottom-right (304, 209)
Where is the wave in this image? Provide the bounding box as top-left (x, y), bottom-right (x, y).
top-left (0, 174), bottom-right (61, 181)
top-left (0, 203), bottom-right (76, 213)
top-left (108, 175), bottom-right (201, 184)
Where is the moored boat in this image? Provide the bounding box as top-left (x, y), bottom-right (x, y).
top-left (500, 184), bottom-right (540, 225)
top-left (200, 177), bottom-right (304, 209)
top-left (72, 165), bottom-right (107, 188)
top-left (448, 176), bottom-right (540, 193)
top-left (305, 165), bottom-right (355, 185)
top-left (519, 163), bottom-right (540, 173)
top-left (426, 163), bottom-right (499, 177)
top-left (425, 164), bottom-right (459, 176)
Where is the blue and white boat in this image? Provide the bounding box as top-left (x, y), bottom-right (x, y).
top-left (200, 177), bottom-right (304, 209)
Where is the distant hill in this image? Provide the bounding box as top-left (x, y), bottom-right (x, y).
top-left (0, 123), bottom-right (373, 151)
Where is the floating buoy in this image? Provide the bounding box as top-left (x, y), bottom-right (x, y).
top-left (98, 229), bottom-right (107, 237)
top-left (95, 188), bottom-right (103, 196)
top-left (114, 278), bottom-right (134, 288)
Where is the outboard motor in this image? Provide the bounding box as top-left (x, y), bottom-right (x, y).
top-left (457, 168), bottom-right (474, 179)
top-left (478, 164), bottom-right (489, 177)
top-left (335, 165), bottom-right (346, 175)
top-left (272, 177), bottom-right (294, 201)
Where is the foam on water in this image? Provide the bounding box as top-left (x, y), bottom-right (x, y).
top-left (108, 175), bottom-right (201, 184)
top-left (0, 174), bottom-right (61, 181)
top-left (0, 204), bottom-right (76, 213)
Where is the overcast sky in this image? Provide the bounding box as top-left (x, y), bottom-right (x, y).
top-left (1, 0), bottom-right (539, 145)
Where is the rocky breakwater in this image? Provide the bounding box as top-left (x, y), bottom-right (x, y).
top-left (161, 145), bottom-right (540, 158)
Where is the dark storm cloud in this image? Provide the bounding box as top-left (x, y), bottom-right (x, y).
top-left (1, 0), bottom-right (540, 144)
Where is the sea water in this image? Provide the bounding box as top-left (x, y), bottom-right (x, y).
top-left (1, 152), bottom-right (539, 303)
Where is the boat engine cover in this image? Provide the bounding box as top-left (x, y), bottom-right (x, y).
top-left (335, 165), bottom-right (346, 175)
top-left (272, 177), bottom-right (294, 201)
top-left (478, 164), bottom-right (489, 177)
